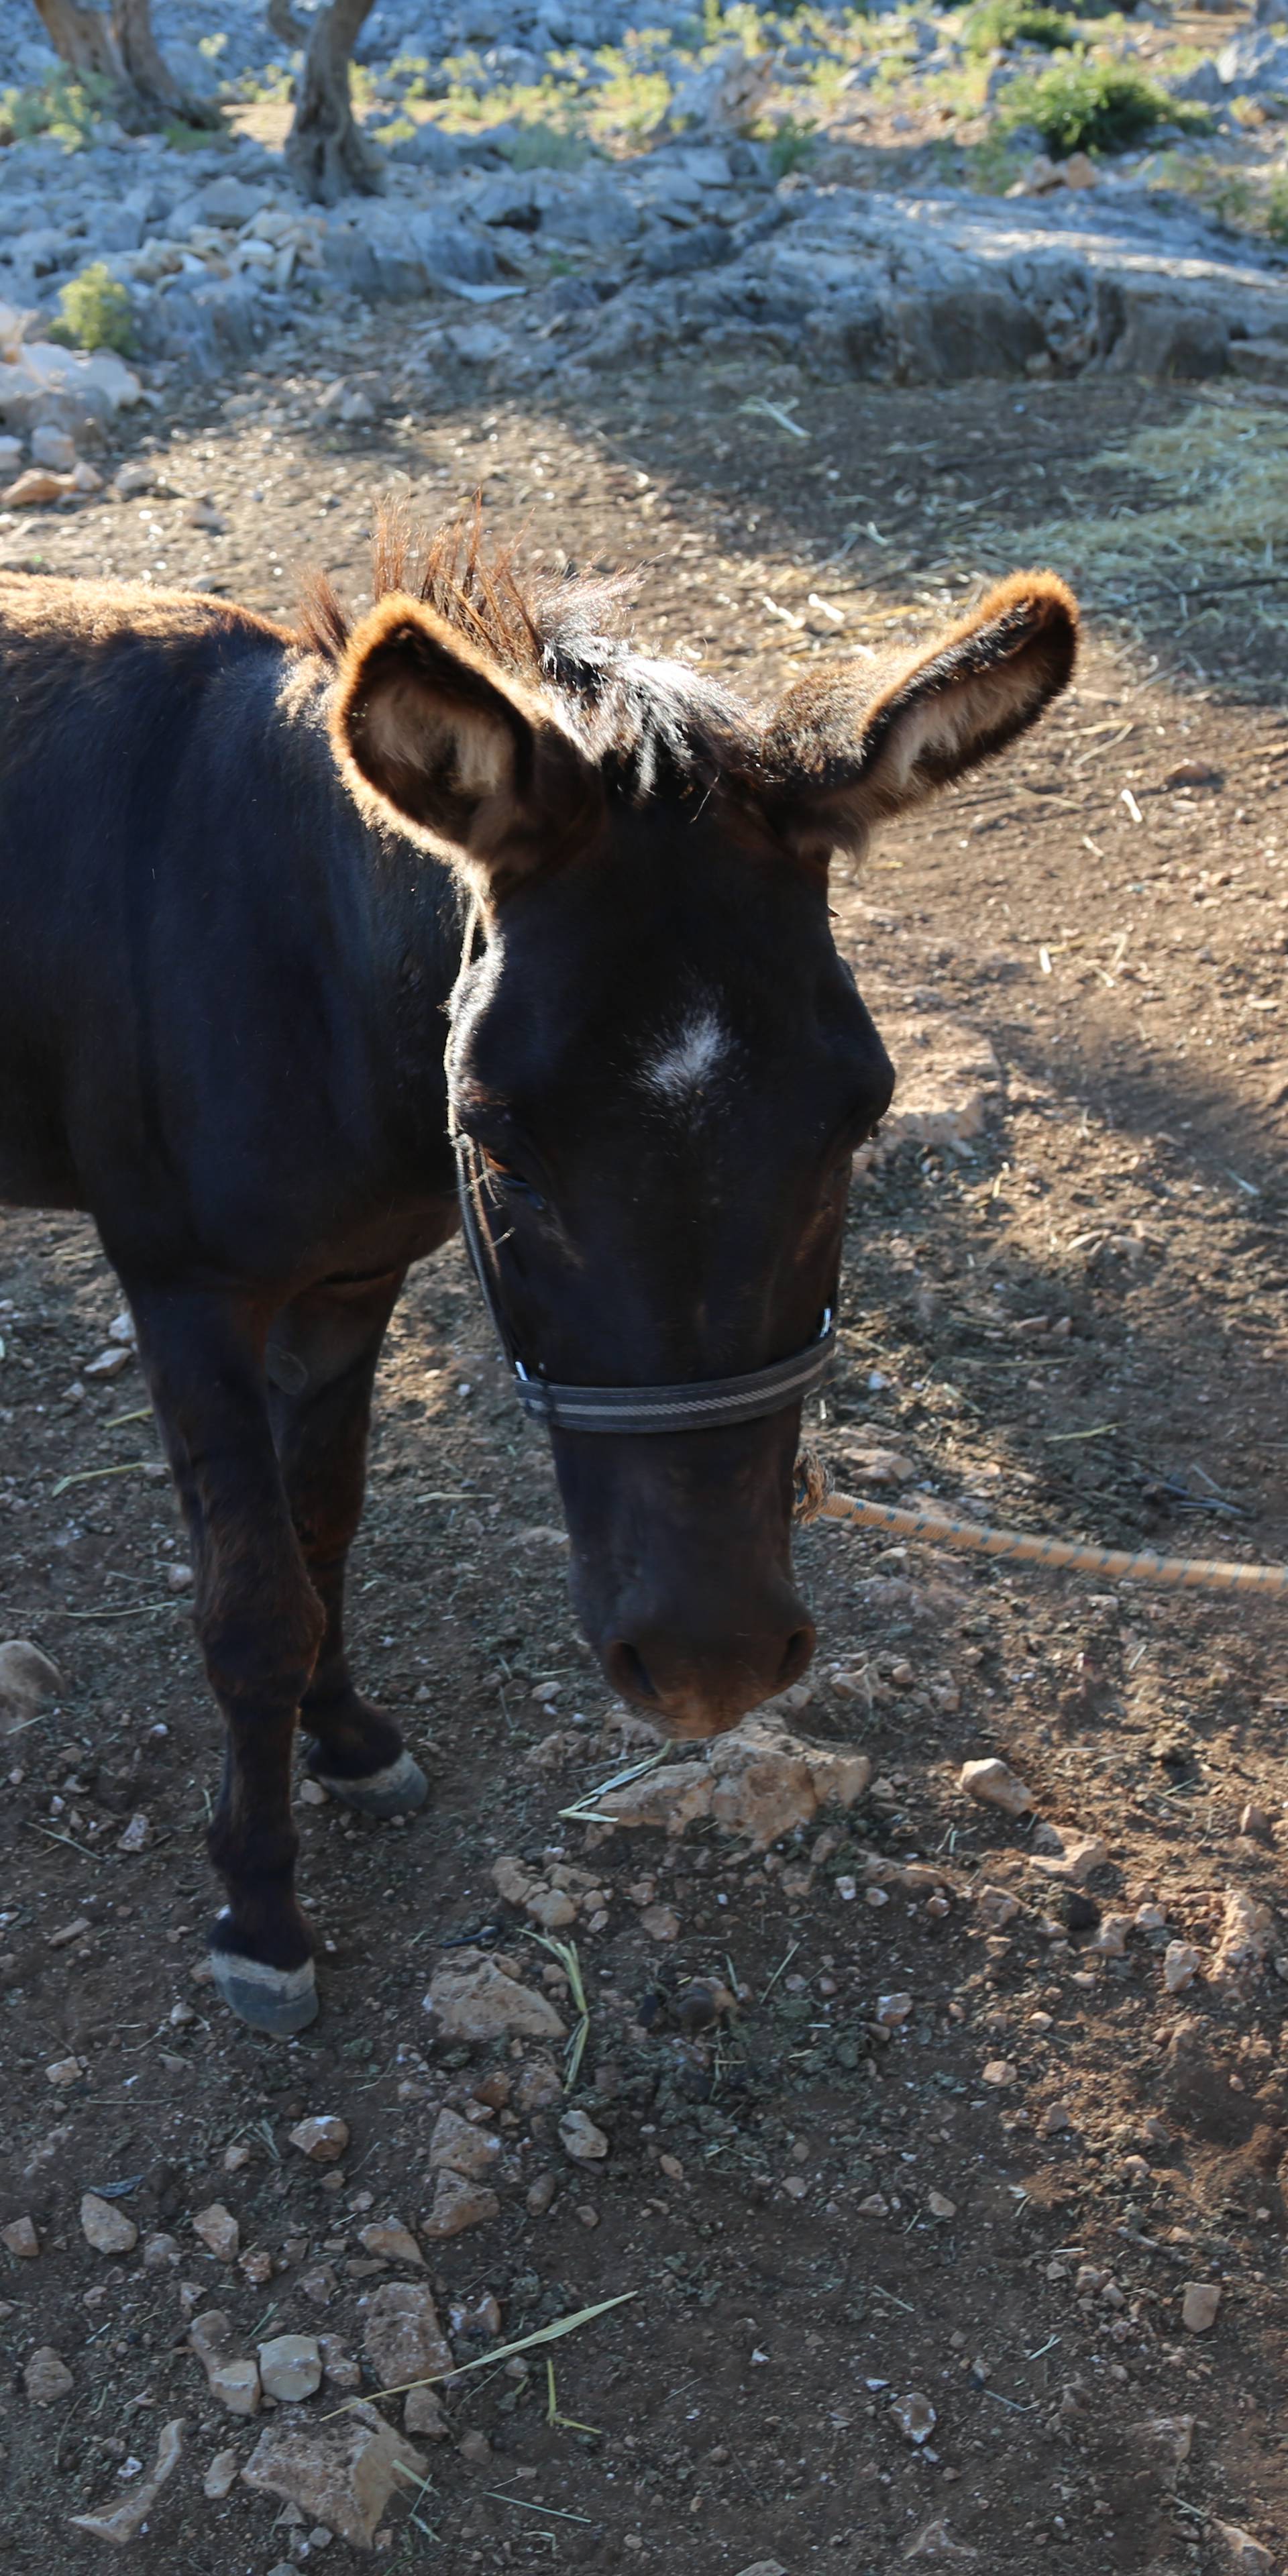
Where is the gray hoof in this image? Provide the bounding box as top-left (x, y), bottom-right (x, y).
top-left (311, 1750), bottom-right (429, 1819)
top-left (209, 1948), bottom-right (319, 2035)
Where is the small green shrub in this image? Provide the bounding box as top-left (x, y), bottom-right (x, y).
top-left (0, 68), bottom-right (111, 149)
top-left (767, 111), bottom-right (816, 175)
top-left (49, 263), bottom-right (134, 356)
top-left (956, 127), bottom-right (1029, 191)
top-left (502, 119), bottom-right (588, 168)
top-left (965, 0), bottom-right (1075, 56)
top-left (1001, 58), bottom-right (1210, 155)
top-left (1269, 165), bottom-right (1288, 244)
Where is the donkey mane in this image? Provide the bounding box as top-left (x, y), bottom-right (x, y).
top-left (301, 507), bottom-right (761, 796)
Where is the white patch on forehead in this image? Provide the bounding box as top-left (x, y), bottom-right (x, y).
top-left (640, 1003), bottom-right (729, 1106)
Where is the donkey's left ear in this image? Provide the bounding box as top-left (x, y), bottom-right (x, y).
top-left (765, 571), bottom-right (1078, 863)
top-left (330, 593), bottom-right (602, 898)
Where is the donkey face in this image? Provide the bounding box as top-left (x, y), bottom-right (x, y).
top-left (333, 555), bottom-right (1077, 1735)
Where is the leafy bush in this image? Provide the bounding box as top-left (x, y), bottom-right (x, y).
top-left (1269, 165), bottom-right (1288, 244)
top-left (965, 0), bottom-right (1076, 56)
top-left (49, 264), bottom-right (134, 356)
top-left (767, 111), bottom-right (816, 175)
top-left (0, 69), bottom-right (111, 149)
top-left (502, 119), bottom-right (588, 168)
top-left (1001, 58), bottom-right (1210, 154)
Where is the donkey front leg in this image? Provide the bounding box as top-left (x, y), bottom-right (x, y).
top-left (127, 1286), bottom-right (326, 2035)
top-left (266, 1270), bottom-right (429, 1819)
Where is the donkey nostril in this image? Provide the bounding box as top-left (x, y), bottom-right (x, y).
top-left (775, 1625), bottom-right (815, 1693)
top-left (607, 1641), bottom-right (657, 1703)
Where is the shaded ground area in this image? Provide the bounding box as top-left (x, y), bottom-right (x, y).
top-left (1, 347), bottom-right (1287, 2575)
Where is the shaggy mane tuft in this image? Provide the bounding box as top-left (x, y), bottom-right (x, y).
top-left (298, 502), bottom-right (758, 794)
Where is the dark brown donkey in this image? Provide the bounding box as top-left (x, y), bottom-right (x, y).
top-left (0, 527), bottom-right (1077, 2033)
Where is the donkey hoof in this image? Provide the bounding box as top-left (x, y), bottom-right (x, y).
top-left (309, 1750), bottom-right (429, 1820)
top-left (209, 1949), bottom-right (319, 2036)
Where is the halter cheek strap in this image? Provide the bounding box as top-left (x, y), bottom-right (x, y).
top-left (452, 1131), bottom-right (837, 1436)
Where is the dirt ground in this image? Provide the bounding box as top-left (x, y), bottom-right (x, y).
top-left (3, 337), bottom-right (1288, 2575)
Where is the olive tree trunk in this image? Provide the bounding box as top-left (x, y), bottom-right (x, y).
top-left (284, 0), bottom-right (383, 204)
top-left (32, 0), bottom-right (219, 125)
top-left (266, 0), bottom-right (306, 45)
top-left (31, 0), bottom-right (120, 83)
top-left (112, 0), bottom-right (217, 118)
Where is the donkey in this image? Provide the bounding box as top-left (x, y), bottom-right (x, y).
top-left (0, 525), bottom-right (1077, 2033)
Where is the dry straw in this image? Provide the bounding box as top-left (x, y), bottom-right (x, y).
top-left (344, 2290), bottom-right (637, 2411)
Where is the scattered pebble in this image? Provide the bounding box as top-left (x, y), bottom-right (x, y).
top-left (559, 2108), bottom-right (610, 2163)
top-left (23, 2345), bottom-right (73, 2404)
top-left (1212, 2523), bottom-right (1275, 2573)
top-left (526, 2171), bottom-right (557, 2216)
top-left (1181, 2282), bottom-right (1222, 2334)
top-left (876, 1991), bottom-right (914, 2027)
top-left (0, 1640), bottom-right (62, 1712)
top-left (80, 2192), bottom-right (138, 2256)
top-left (289, 2115), bottom-right (350, 2163)
top-left (362, 2280), bottom-right (452, 2387)
top-left (403, 2383), bottom-right (448, 2440)
top-left (890, 2390), bottom-right (937, 2445)
top-left (423, 1951), bottom-right (566, 2043)
top-left (1, 2216), bottom-right (38, 2259)
top-left (203, 2447), bottom-right (241, 2500)
top-left (259, 2334), bottom-right (323, 2401)
top-left (974, 1884), bottom-right (1020, 1931)
top-left (1028, 1831), bottom-right (1109, 1886)
top-left (639, 1904), bottom-right (681, 1941)
top-left (981, 2059), bottom-right (1016, 2088)
top-left (959, 1757), bottom-right (1032, 1818)
top-left (903, 2520), bottom-right (979, 2563)
top-left (210, 2357), bottom-right (262, 2416)
top-left (192, 2202), bottom-right (239, 2260)
top-left (241, 2400), bottom-right (429, 2551)
top-left (492, 1854), bottom-right (578, 1928)
top-left (358, 2220), bottom-right (424, 2267)
top-left (422, 2172), bottom-right (501, 2238)
top-left (1136, 2413), bottom-right (1195, 2469)
top-left (1212, 1887), bottom-right (1273, 1986)
top-left (70, 2417), bottom-right (184, 2542)
top-left (428, 2106), bottom-right (502, 2183)
top-left (1164, 1941), bottom-right (1201, 1995)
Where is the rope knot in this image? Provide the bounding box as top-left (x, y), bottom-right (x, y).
top-left (794, 1444), bottom-right (833, 1523)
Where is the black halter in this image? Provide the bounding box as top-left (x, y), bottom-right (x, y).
top-left (452, 1131), bottom-right (837, 1436)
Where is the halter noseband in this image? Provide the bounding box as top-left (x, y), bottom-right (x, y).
top-left (452, 1132), bottom-right (837, 1436)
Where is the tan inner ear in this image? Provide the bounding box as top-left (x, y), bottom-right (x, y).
top-left (867, 655), bottom-right (1047, 804)
top-left (363, 673), bottom-right (516, 804)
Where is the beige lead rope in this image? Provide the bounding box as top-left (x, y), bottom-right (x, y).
top-left (792, 1448), bottom-right (1288, 1598)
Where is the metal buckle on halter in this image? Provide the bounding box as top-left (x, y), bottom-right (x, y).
top-left (452, 1132), bottom-right (837, 1436)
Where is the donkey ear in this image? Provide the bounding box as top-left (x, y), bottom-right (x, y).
top-left (765, 572), bottom-right (1078, 863)
top-left (331, 596), bottom-right (601, 892)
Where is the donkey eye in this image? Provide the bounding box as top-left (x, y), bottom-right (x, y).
top-left (479, 1144), bottom-right (545, 1210)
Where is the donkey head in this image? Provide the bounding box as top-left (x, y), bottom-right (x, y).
top-left (331, 543), bottom-right (1077, 1737)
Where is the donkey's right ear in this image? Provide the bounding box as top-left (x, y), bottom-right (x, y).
top-left (331, 595), bottom-right (602, 895)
